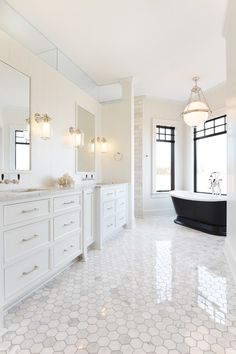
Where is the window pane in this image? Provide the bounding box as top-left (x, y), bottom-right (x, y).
top-left (196, 134), bottom-right (227, 194)
top-left (216, 117), bottom-right (225, 126)
top-left (156, 141), bottom-right (171, 191)
top-left (205, 120), bottom-right (214, 129)
top-left (159, 134), bottom-right (165, 140)
top-left (215, 125), bottom-right (224, 134)
top-left (15, 144), bottom-right (30, 170)
top-left (205, 128), bottom-right (214, 136)
top-left (166, 128), bottom-right (171, 135)
top-left (196, 131), bottom-right (204, 138)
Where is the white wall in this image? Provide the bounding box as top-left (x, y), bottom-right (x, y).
top-left (101, 78), bottom-right (134, 226)
top-left (224, 0), bottom-right (236, 282)
top-left (142, 97), bottom-right (184, 216)
top-left (183, 83), bottom-right (226, 191)
top-left (0, 30), bottom-right (101, 188)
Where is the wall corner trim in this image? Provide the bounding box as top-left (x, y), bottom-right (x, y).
top-left (224, 238), bottom-right (236, 284)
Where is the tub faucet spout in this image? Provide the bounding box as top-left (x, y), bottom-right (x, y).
top-left (209, 171), bottom-right (222, 195)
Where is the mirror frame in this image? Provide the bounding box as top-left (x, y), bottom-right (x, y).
top-left (0, 59), bottom-right (32, 173)
top-left (75, 102), bottom-right (96, 175)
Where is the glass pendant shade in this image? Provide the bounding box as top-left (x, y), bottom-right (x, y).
top-left (182, 77), bottom-right (211, 127)
top-left (183, 101), bottom-right (209, 127)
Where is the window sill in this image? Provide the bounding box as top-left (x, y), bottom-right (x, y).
top-left (151, 192), bottom-right (171, 199)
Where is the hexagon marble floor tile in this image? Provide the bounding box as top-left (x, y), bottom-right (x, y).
top-left (1, 216), bottom-right (236, 354)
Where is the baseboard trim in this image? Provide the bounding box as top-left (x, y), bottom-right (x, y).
top-left (224, 238), bottom-right (236, 283)
top-left (144, 209), bottom-right (175, 217)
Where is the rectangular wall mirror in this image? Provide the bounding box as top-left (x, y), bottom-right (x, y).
top-left (76, 105), bottom-right (95, 173)
top-left (0, 60), bottom-right (31, 172)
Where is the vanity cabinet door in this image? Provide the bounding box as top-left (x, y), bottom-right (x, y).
top-left (54, 194), bottom-right (81, 213)
top-left (4, 199), bottom-right (50, 225)
top-left (54, 211), bottom-right (81, 240)
top-left (4, 220), bottom-right (50, 262)
top-left (54, 233), bottom-right (81, 267)
top-left (83, 189), bottom-right (95, 247)
top-left (5, 249), bottom-right (50, 298)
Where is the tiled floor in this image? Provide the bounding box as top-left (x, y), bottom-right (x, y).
top-left (1, 216), bottom-right (236, 354)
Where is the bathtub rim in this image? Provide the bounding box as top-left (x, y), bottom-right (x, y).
top-left (169, 190), bottom-right (227, 202)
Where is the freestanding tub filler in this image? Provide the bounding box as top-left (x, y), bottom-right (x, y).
top-left (170, 190), bottom-right (227, 236)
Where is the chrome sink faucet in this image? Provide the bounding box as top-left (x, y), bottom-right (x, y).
top-left (209, 171), bottom-right (222, 195)
top-left (0, 173), bottom-right (20, 184)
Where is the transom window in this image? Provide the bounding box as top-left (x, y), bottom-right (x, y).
top-left (194, 115), bottom-right (227, 194)
top-left (155, 125), bottom-right (175, 192)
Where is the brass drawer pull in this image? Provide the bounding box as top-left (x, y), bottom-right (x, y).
top-left (63, 201), bottom-right (75, 205)
top-left (63, 221), bottom-right (75, 227)
top-left (21, 208), bottom-right (39, 214)
top-left (22, 234), bottom-right (39, 242)
top-left (22, 265), bottom-right (38, 276)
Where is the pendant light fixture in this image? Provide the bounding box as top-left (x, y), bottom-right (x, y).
top-left (182, 76), bottom-right (212, 127)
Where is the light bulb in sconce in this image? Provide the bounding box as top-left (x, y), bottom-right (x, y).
top-left (96, 137), bottom-right (108, 153)
top-left (35, 113), bottom-right (52, 140)
top-left (69, 127), bottom-right (84, 147)
top-left (90, 138), bottom-right (95, 153)
top-left (100, 138), bottom-right (108, 153)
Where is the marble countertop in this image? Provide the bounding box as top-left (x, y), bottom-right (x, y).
top-left (0, 182), bottom-right (128, 203)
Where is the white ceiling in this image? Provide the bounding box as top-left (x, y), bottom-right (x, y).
top-left (7, 0), bottom-right (227, 101)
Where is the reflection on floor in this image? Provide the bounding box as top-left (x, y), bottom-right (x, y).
top-left (1, 216), bottom-right (236, 354)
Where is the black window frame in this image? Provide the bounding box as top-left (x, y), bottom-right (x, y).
top-left (155, 125), bottom-right (175, 192)
top-left (15, 129), bottom-right (30, 170)
top-left (193, 115), bottom-right (227, 193)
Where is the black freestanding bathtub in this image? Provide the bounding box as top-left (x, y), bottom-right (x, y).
top-left (170, 190), bottom-right (227, 236)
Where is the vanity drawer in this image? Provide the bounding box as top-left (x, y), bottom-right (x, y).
top-left (116, 198), bottom-right (126, 212)
top-left (4, 220), bottom-right (50, 262)
top-left (104, 216), bottom-right (116, 234)
top-left (54, 194), bottom-right (81, 213)
top-left (54, 211), bottom-right (81, 239)
top-left (54, 233), bottom-right (81, 266)
top-left (116, 212), bottom-right (127, 228)
top-left (5, 249), bottom-right (49, 298)
top-left (116, 185), bottom-right (127, 198)
top-left (4, 199), bottom-right (50, 226)
top-left (103, 200), bottom-right (115, 217)
top-left (102, 189), bottom-right (115, 201)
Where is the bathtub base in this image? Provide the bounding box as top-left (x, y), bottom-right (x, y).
top-left (174, 216), bottom-right (226, 237)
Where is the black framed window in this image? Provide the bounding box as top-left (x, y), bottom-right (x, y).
top-left (194, 115), bottom-right (227, 194)
top-left (155, 125), bottom-right (175, 192)
top-left (15, 130), bottom-right (30, 170)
